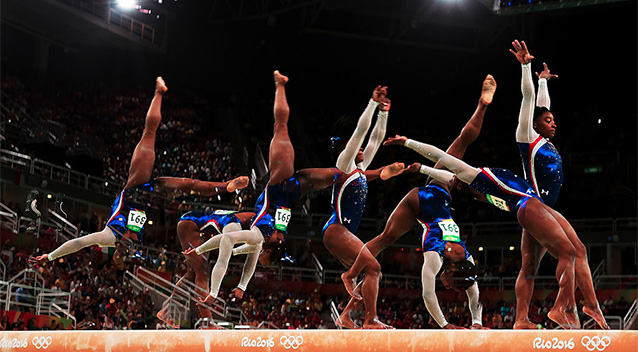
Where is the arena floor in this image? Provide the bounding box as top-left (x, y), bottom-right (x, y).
top-left (1, 329), bottom-right (636, 352)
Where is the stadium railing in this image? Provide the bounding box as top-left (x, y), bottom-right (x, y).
top-left (623, 299), bottom-right (637, 330)
top-left (329, 300), bottom-right (340, 329)
top-left (0, 202), bottom-right (18, 233)
top-left (124, 268), bottom-right (189, 328)
top-left (36, 292), bottom-right (76, 329)
top-left (7, 269), bottom-right (45, 290)
top-left (1, 268), bottom-right (74, 327)
top-left (592, 260), bottom-right (605, 289)
top-left (311, 253), bottom-right (324, 284)
top-left (108, 8), bottom-right (157, 44)
top-left (56, 0), bottom-right (108, 20)
top-left (582, 315), bottom-right (622, 330)
top-left (54, 0), bottom-right (160, 45)
top-left (47, 208), bottom-right (79, 242)
top-left (1, 148), bottom-right (122, 196)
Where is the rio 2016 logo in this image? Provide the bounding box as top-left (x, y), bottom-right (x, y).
top-left (0, 337), bottom-right (28, 349)
top-left (532, 337), bottom-right (575, 350)
top-left (280, 335), bottom-right (304, 349)
top-left (240, 336), bottom-right (275, 348)
top-left (581, 336), bottom-right (611, 351)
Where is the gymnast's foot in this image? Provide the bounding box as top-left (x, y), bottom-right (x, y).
top-left (156, 76), bottom-right (168, 95)
top-left (363, 317), bottom-right (394, 329)
top-left (156, 307), bottom-right (180, 329)
top-left (380, 162), bottom-right (405, 180)
top-left (274, 70), bottom-right (289, 86)
top-left (583, 304), bottom-right (610, 330)
top-left (341, 272), bottom-right (362, 300)
top-left (548, 306), bottom-right (575, 330)
top-left (513, 317), bottom-right (542, 330)
top-left (227, 176), bottom-right (249, 192)
top-left (480, 74), bottom-right (496, 105)
top-left (336, 314), bottom-right (359, 329)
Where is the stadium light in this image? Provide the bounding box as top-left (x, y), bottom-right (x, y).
top-left (509, 246), bottom-right (515, 251)
top-left (117, 0), bottom-right (139, 10)
top-left (478, 247), bottom-right (484, 251)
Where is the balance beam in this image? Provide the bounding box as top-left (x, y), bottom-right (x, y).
top-left (1, 329), bottom-right (635, 352)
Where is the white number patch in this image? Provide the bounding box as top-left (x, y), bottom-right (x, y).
top-left (274, 207), bottom-right (291, 231)
top-left (213, 210), bottom-right (235, 215)
top-left (438, 219), bottom-right (460, 242)
top-left (126, 209), bottom-right (147, 232)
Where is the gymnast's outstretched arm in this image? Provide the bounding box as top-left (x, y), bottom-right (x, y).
top-left (335, 86), bottom-right (384, 173)
top-left (360, 97), bottom-right (390, 171)
top-left (535, 62), bottom-right (557, 109)
top-left (510, 40), bottom-right (539, 143)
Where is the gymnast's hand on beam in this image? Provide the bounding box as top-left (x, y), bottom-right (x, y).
top-left (443, 323), bottom-right (467, 330)
top-left (470, 323), bottom-right (489, 330)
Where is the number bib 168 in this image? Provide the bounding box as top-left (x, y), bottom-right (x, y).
top-left (274, 207), bottom-right (291, 231)
top-left (126, 209), bottom-right (147, 232)
top-left (438, 219), bottom-right (460, 242)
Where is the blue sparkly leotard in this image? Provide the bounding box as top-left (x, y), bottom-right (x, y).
top-left (517, 135), bottom-right (563, 207)
top-left (322, 168), bottom-right (368, 236)
top-left (469, 168), bottom-right (541, 213)
top-left (417, 184), bottom-right (470, 259)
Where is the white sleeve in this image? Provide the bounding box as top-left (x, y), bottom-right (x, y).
top-left (419, 164), bottom-right (455, 184)
top-left (515, 63), bottom-right (540, 143)
top-left (464, 256), bottom-right (483, 325)
top-left (336, 99), bottom-right (378, 173)
top-left (536, 78), bottom-right (551, 109)
top-left (421, 251), bottom-right (448, 328)
top-left (360, 110), bottom-right (388, 171)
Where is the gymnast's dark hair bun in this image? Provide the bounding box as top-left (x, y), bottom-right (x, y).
top-left (533, 106), bottom-right (551, 121)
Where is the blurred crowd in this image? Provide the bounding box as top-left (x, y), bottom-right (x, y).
top-left (1, 244), bottom-right (155, 331)
top-left (223, 289), bottom-right (328, 330)
top-left (1, 76), bottom-right (238, 186)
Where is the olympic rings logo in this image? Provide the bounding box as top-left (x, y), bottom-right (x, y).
top-left (280, 335), bottom-right (304, 349)
top-left (31, 336), bottom-right (52, 349)
top-left (581, 336), bottom-right (611, 351)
